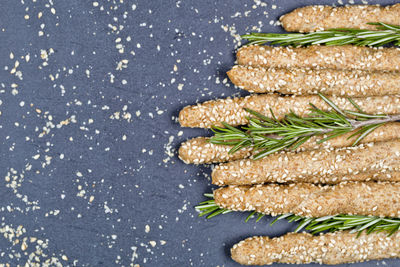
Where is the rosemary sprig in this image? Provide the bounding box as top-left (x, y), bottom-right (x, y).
top-left (195, 193), bottom-right (232, 218)
top-left (241, 22), bottom-right (400, 46)
top-left (210, 93), bottom-right (400, 160)
top-left (195, 194), bottom-right (400, 236)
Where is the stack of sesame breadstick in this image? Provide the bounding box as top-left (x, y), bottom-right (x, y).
top-left (226, 5), bottom-right (400, 265)
top-left (178, 3), bottom-right (400, 265)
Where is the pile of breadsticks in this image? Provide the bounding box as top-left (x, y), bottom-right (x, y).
top-left (178, 3), bottom-right (400, 266)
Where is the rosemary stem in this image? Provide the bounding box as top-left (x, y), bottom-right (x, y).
top-left (351, 114), bottom-right (400, 128)
top-left (259, 114), bottom-right (400, 141)
top-left (299, 113), bottom-right (400, 138)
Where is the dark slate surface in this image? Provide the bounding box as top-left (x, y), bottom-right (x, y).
top-left (0, 0), bottom-right (398, 266)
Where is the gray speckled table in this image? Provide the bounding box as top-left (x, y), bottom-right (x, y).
top-left (0, 0), bottom-right (399, 266)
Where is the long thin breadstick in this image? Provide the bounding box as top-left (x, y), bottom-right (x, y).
top-left (179, 123), bottom-right (400, 164)
top-left (178, 136), bottom-right (253, 164)
top-left (280, 4), bottom-right (400, 32)
top-left (231, 231), bottom-right (400, 265)
top-left (214, 182), bottom-right (400, 217)
top-left (179, 94), bottom-right (400, 128)
top-left (228, 65), bottom-right (400, 96)
top-left (212, 139), bottom-right (400, 186)
top-left (237, 45), bottom-right (400, 72)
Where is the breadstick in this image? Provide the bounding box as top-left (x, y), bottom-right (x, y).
top-left (179, 94), bottom-right (400, 128)
top-left (280, 4), bottom-right (400, 32)
top-left (178, 136), bottom-right (253, 164)
top-left (214, 182), bottom-right (400, 217)
top-left (231, 231), bottom-right (400, 265)
top-left (179, 123), bottom-right (400, 164)
top-left (237, 45), bottom-right (400, 72)
top-left (212, 139), bottom-right (400, 186)
top-left (228, 65), bottom-right (400, 96)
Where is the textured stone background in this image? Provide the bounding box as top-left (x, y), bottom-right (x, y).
top-left (0, 0), bottom-right (398, 266)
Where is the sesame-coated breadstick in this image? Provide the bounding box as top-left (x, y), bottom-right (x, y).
top-left (212, 139), bottom-right (400, 186)
top-left (178, 123), bottom-right (400, 164)
top-left (280, 4), bottom-right (400, 32)
top-left (179, 94), bottom-right (400, 128)
top-left (237, 45), bottom-right (400, 72)
top-left (214, 182), bottom-right (400, 217)
top-left (231, 231), bottom-right (400, 265)
top-left (228, 65), bottom-right (400, 96)
top-left (178, 136), bottom-right (253, 164)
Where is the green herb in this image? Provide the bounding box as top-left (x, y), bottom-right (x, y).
top-left (241, 22), bottom-right (400, 47)
top-left (195, 193), bottom-right (232, 218)
top-left (210, 93), bottom-right (400, 160)
top-left (196, 194), bottom-right (400, 236)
